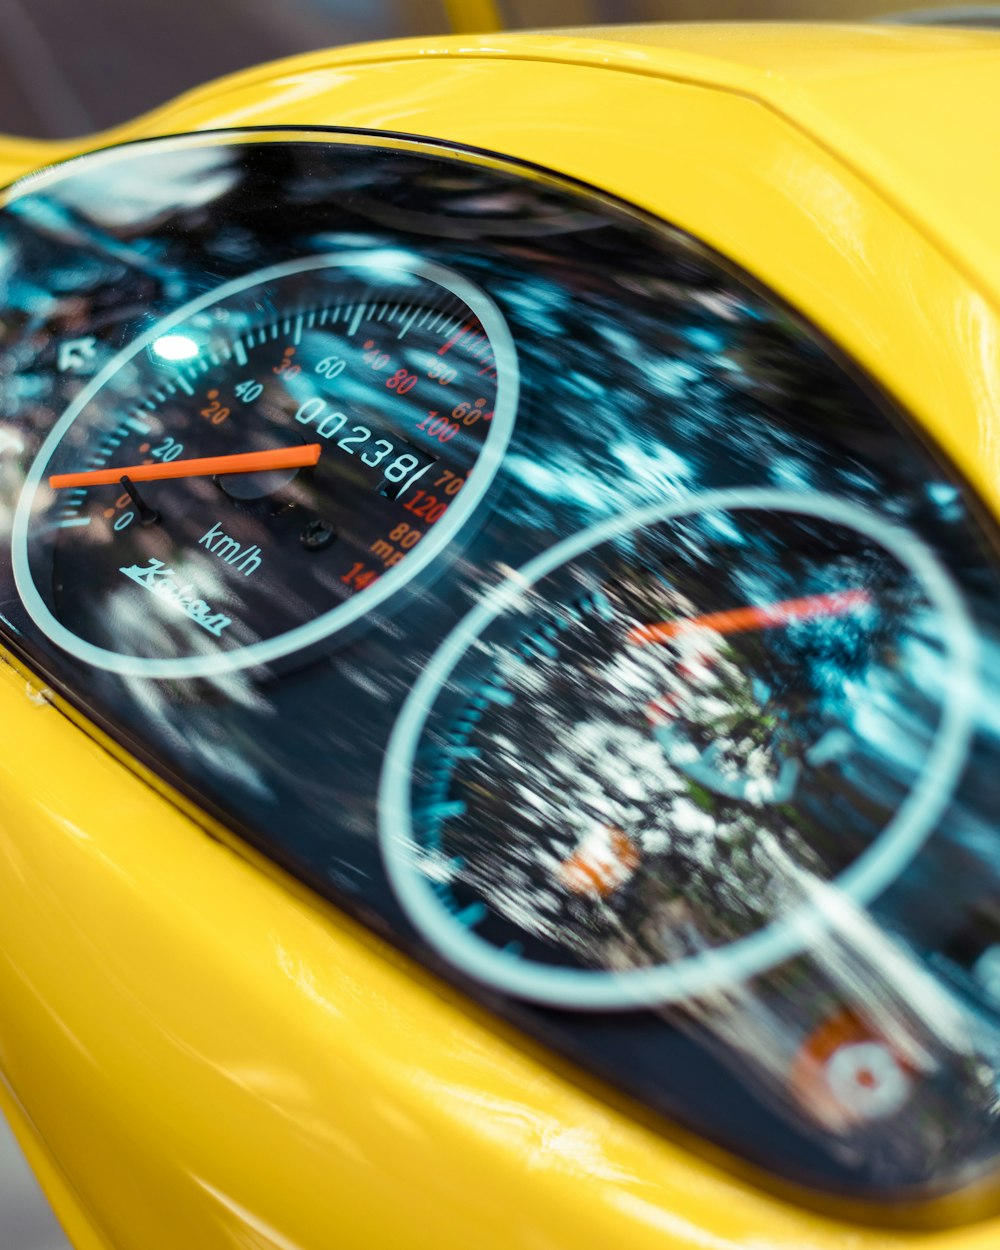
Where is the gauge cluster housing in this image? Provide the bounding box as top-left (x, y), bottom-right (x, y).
top-left (2, 23), bottom-right (1000, 1250)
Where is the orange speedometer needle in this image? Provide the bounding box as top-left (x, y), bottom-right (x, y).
top-left (48, 444), bottom-right (322, 490)
top-left (628, 588), bottom-right (872, 646)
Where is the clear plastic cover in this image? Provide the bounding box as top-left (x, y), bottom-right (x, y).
top-left (1, 132), bottom-right (1000, 1216)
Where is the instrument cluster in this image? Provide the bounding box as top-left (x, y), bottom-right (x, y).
top-left (2, 130), bottom-right (1000, 1210)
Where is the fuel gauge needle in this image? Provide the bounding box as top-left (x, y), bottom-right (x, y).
top-left (48, 443), bottom-right (322, 490)
top-left (628, 588), bottom-right (872, 646)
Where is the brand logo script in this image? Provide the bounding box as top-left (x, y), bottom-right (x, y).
top-left (119, 558), bottom-right (233, 637)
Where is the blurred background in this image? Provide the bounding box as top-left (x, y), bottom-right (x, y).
top-left (0, 0), bottom-right (998, 139)
top-left (1, 0), bottom-right (998, 1246)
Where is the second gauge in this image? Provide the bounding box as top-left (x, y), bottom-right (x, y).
top-left (381, 490), bottom-right (977, 1009)
top-left (13, 252), bottom-right (516, 678)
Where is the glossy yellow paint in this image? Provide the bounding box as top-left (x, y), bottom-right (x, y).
top-left (3, 24), bottom-right (1000, 1250)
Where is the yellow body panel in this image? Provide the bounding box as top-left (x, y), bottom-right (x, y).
top-left (3, 24), bottom-right (1000, 1249)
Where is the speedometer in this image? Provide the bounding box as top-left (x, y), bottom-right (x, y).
top-left (12, 252), bottom-right (516, 679)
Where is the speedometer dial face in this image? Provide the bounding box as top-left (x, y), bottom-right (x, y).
top-left (12, 253), bottom-right (516, 678)
top-left (381, 490), bottom-right (976, 1009)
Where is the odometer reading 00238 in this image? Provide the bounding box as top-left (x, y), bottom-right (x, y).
top-left (13, 253), bottom-right (517, 678)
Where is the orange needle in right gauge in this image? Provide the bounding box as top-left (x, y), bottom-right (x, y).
top-left (628, 588), bottom-right (873, 647)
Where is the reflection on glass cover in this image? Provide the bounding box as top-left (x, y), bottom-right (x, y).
top-left (1, 131), bottom-right (1000, 1216)
top-left (384, 490), bottom-right (996, 1190)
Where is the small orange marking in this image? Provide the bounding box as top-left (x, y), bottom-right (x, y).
top-left (559, 827), bottom-right (640, 898)
top-left (207, 388), bottom-right (219, 399)
top-left (363, 339), bottom-right (375, 349)
top-left (283, 346), bottom-right (296, 356)
top-left (103, 508), bottom-right (114, 519)
top-left (139, 442), bottom-right (150, 453)
top-left (791, 1009), bottom-right (914, 1129)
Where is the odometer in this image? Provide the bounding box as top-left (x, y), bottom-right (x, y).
top-left (12, 252), bottom-right (517, 677)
